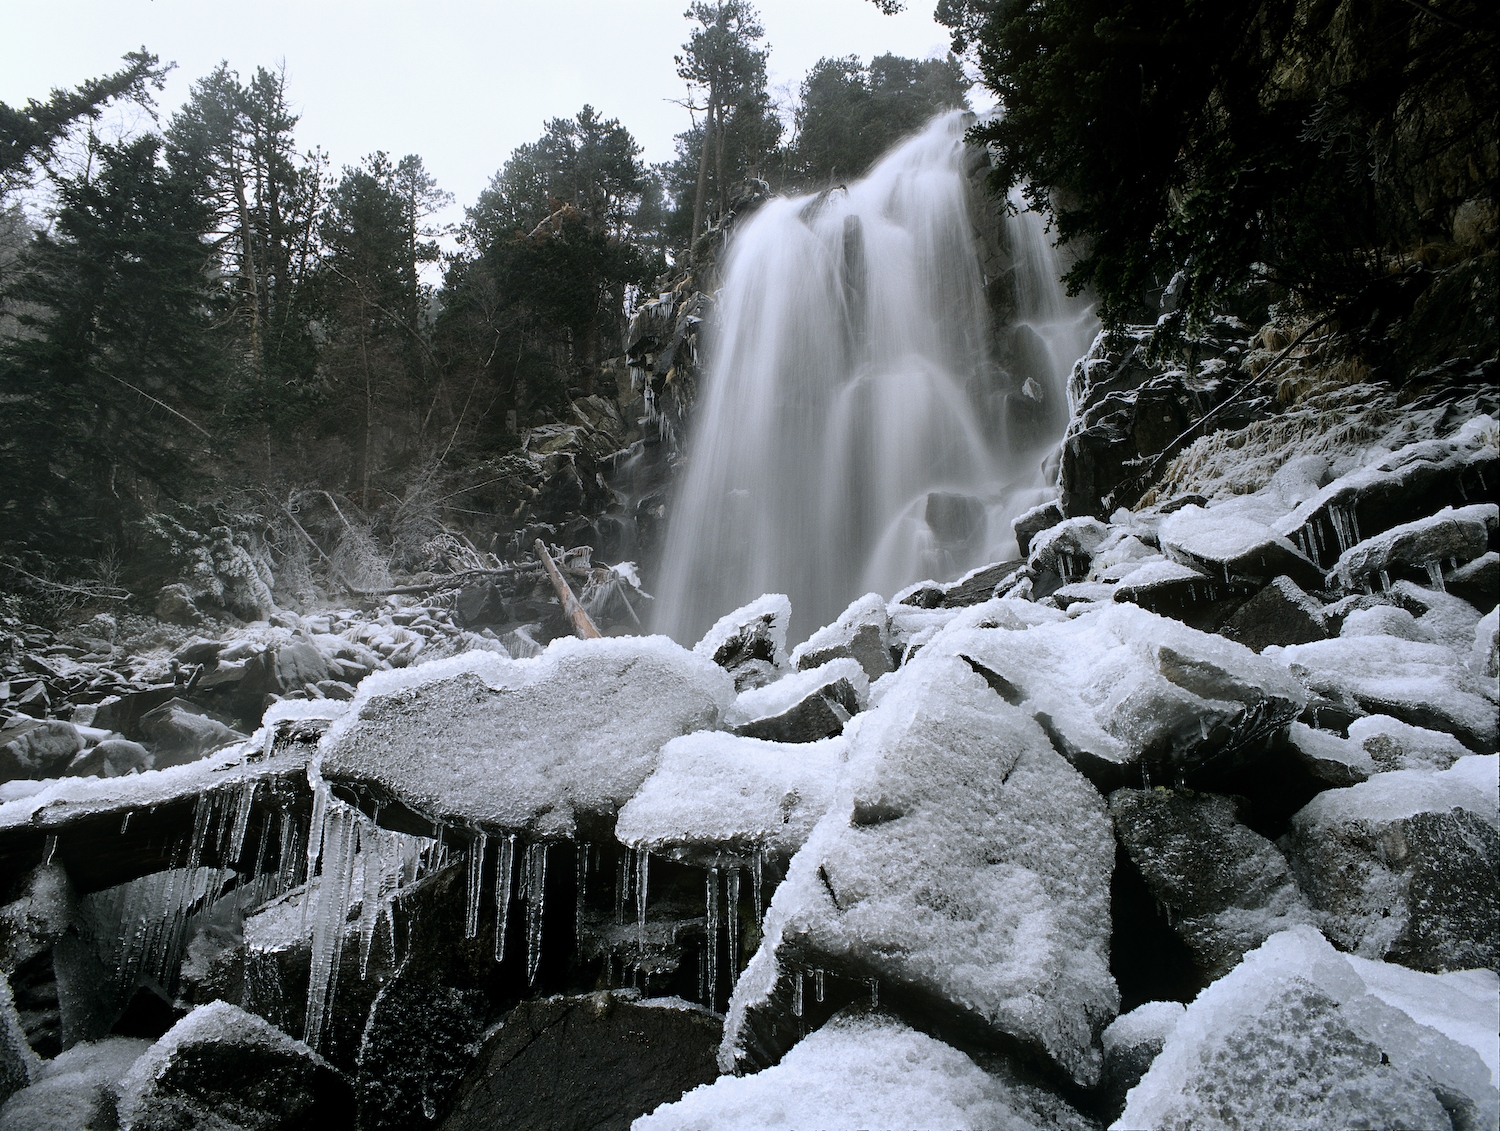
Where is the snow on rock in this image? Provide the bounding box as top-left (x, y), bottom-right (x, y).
top-left (1265, 634), bottom-right (1497, 753)
top-left (1158, 503), bottom-right (1325, 590)
top-left (1288, 755), bottom-right (1498, 971)
top-left (1027, 516), bottom-right (1110, 581)
top-left (694, 594), bottom-right (792, 692)
top-left (1115, 926), bottom-right (1499, 1131)
top-left (1221, 575), bottom-right (1329, 652)
top-left (640, 1010), bottom-right (1094, 1131)
top-left (116, 1000), bottom-right (354, 1130)
top-left (1334, 503), bottom-right (1497, 589)
top-left (1109, 788), bottom-right (1315, 979)
top-left (722, 653), bottom-right (1118, 1087)
top-left (319, 638), bottom-right (734, 838)
top-left (1386, 579), bottom-right (1489, 655)
top-left (927, 602), bottom-right (1307, 790)
top-left (615, 731), bottom-right (847, 865)
top-left (1473, 607), bottom-right (1499, 684)
top-left (1340, 604), bottom-right (1434, 642)
top-left (726, 659), bottom-right (866, 744)
top-left (1286, 722), bottom-right (1374, 787)
top-left (790, 593), bottom-right (893, 682)
top-left (1100, 1002), bottom-right (1184, 1119)
top-left (0, 1037), bottom-right (149, 1131)
top-left (1347, 714), bottom-right (1471, 772)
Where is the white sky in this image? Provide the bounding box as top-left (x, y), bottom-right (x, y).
top-left (1, 0), bottom-right (965, 233)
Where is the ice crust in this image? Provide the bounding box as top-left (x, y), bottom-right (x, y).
top-left (725, 652), bottom-right (1118, 1086)
top-left (0, 1037), bottom-right (150, 1131)
top-left (1159, 503), bottom-right (1313, 574)
top-left (1102, 1000), bottom-right (1185, 1057)
top-left (1293, 754), bottom-right (1497, 833)
top-left (724, 658), bottom-right (868, 727)
top-left (1347, 713), bottom-right (1471, 772)
top-left (1116, 927), bottom-right (1500, 1130)
top-left (1334, 503), bottom-right (1497, 585)
top-left (638, 1011), bottom-right (1071, 1131)
top-left (319, 637), bottom-right (734, 833)
top-left (615, 730), bottom-right (847, 863)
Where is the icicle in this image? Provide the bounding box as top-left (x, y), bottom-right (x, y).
top-left (727, 867), bottom-right (741, 976)
top-left (636, 851), bottom-right (650, 953)
top-left (43, 835), bottom-right (57, 866)
top-left (868, 977), bottom-right (879, 1008)
top-left (262, 723), bottom-right (276, 761)
top-left (575, 845), bottom-right (588, 941)
top-left (706, 867), bottom-right (720, 1011)
top-left (792, 968), bottom-right (803, 1017)
top-left (616, 848), bottom-right (631, 924)
top-left (357, 823), bottom-right (388, 978)
top-left (1426, 561), bottom-right (1446, 591)
top-left (120, 812), bottom-right (131, 835)
top-left (302, 781), bottom-right (329, 916)
top-left (752, 846), bottom-right (764, 925)
top-left (1379, 569), bottom-right (1391, 593)
top-left (465, 832), bottom-right (487, 939)
top-left (304, 803), bottom-right (358, 1051)
top-left (495, 835), bottom-right (515, 962)
top-left (226, 781), bottom-right (256, 870)
top-left (525, 842), bottom-right (548, 985)
top-left (815, 968), bottom-right (825, 1002)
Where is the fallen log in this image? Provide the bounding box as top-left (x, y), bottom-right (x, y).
top-left (535, 540), bottom-right (602, 639)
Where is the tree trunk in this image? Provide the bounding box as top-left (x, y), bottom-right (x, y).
top-left (691, 79), bottom-right (718, 246)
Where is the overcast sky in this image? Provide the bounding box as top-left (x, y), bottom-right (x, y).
top-left (2, 0), bottom-right (968, 232)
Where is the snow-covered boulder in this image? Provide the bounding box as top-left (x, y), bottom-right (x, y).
top-left (115, 1000), bottom-right (353, 1131)
top-left (1347, 714), bottom-right (1471, 773)
top-left (726, 659), bottom-right (866, 743)
top-left (1285, 722), bottom-right (1375, 787)
top-left (1159, 503), bottom-right (1325, 590)
top-left (1100, 1001), bottom-right (1184, 1120)
top-left (1028, 515), bottom-right (1110, 581)
top-left (1115, 927), bottom-right (1499, 1131)
top-left (929, 602), bottom-right (1307, 790)
top-left (790, 593), bottom-right (893, 682)
top-left (694, 594), bottom-right (792, 692)
top-left (644, 1010), bottom-right (1095, 1131)
top-left (1334, 503), bottom-right (1496, 590)
top-left (320, 638), bottom-right (734, 838)
top-left (1109, 788), bottom-right (1314, 979)
top-left (1266, 634), bottom-right (1497, 753)
top-left (722, 654), bottom-right (1118, 1087)
top-left (1221, 575), bottom-right (1328, 651)
top-left (616, 731), bottom-right (846, 865)
top-left (1287, 755), bottom-right (1498, 972)
top-left (0, 1037), bottom-right (146, 1131)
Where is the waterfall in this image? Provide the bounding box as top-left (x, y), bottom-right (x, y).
top-left (654, 111), bottom-right (1096, 643)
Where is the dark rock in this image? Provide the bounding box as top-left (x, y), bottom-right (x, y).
top-left (0, 721), bottom-right (84, 782)
top-left (137, 700), bottom-right (243, 767)
top-left (114, 1000), bottom-right (355, 1131)
top-left (1159, 504), bottom-right (1325, 591)
top-left (1108, 789), bottom-right (1313, 980)
top-left (730, 663), bottom-right (861, 744)
top-left (0, 1035), bottom-right (148, 1131)
top-left (172, 637), bottom-right (225, 666)
top-left (1333, 503), bottom-right (1494, 589)
top-left (439, 992), bottom-right (720, 1131)
top-left (694, 596), bottom-right (790, 693)
top-left (242, 642), bottom-right (330, 700)
top-left (454, 585), bottom-right (507, 629)
top-left (1447, 550), bottom-right (1498, 612)
top-left (1221, 575), bottom-right (1328, 652)
top-left (1099, 1002), bottom-right (1183, 1124)
top-left (1011, 501), bottom-right (1064, 558)
top-left (154, 584), bottom-right (204, 628)
top-left (0, 973), bottom-right (31, 1109)
top-left (791, 594), bottom-right (893, 683)
top-left (940, 559), bottom-right (1024, 607)
top-left (63, 738), bottom-right (153, 778)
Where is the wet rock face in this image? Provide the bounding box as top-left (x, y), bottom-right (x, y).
top-left (1108, 789), bottom-right (1313, 980)
top-left (439, 992), bottom-right (721, 1131)
top-left (724, 654), bottom-right (1118, 1088)
top-left (115, 1001), bottom-right (355, 1131)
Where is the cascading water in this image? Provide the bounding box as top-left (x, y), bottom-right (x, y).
top-left (653, 111), bottom-right (1096, 642)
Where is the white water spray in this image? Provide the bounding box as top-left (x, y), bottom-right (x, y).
top-left (654, 111), bottom-right (1094, 641)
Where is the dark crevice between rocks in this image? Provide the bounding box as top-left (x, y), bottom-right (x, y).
top-left (960, 655), bottom-right (1025, 705)
top-left (1109, 843), bottom-right (1204, 1016)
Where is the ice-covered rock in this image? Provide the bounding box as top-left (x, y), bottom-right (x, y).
top-left (1221, 575), bottom-right (1328, 651)
top-left (0, 722), bottom-right (83, 783)
top-left (115, 1000), bottom-right (354, 1130)
top-left (1266, 634), bottom-right (1497, 752)
top-left (1109, 789), bottom-right (1314, 979)
top-left (1285, 722), bottom-right (1375, 787)
top-left (1473, 607), bottom-right (1499, 682)
top-left (790, 594), bottom-right (893, 682)
top-left (616, 731), bottom-right (846, 865)
top-left (1340, 603), bottom-right (1434, 642)
top-left (726, 659), bottom-right (866, 743)
top-left (1160, 503), bottom-right (1325, 590)
top-left (1334, 503), bottom-right (1497, 590)
top-left (1012, 499), bottom-right (1064, 558)
top-left (1386, 579), bottom-right (1488, 654)
top-left (928, 602), bottom-right (1307, 790)
top-left (722, 654), bottom-right (1118, 1087)
top-left (63, 738), bottom-right (153, 779)
top-left (1447, 550), bottom-right (1498, 612)
top-left (645, 1010), bottom-right (1095, 1131)
top-left (0, 1037), bottom-right (147, 1131)
top-left (1288, 755), bottom-right (1498, 971)
top-left (1115, 927), bottom-right (1499, 1131)
top-left (320, 638), bottom-right (734, 838)
top-left (137, 700), bottom-right (243, 767)
top-left (694, 594), bottom-right (791, 692)
top-left (1347, 714), bottom-right (1471, 772)
top-left (1028, 516), bottom-right (1110, 581)
top-left (1100, 1001), bottom-right (1184, 1121)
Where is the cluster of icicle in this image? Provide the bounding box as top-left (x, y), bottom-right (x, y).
top-left (87, 780), bottom-right (290, 1018)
